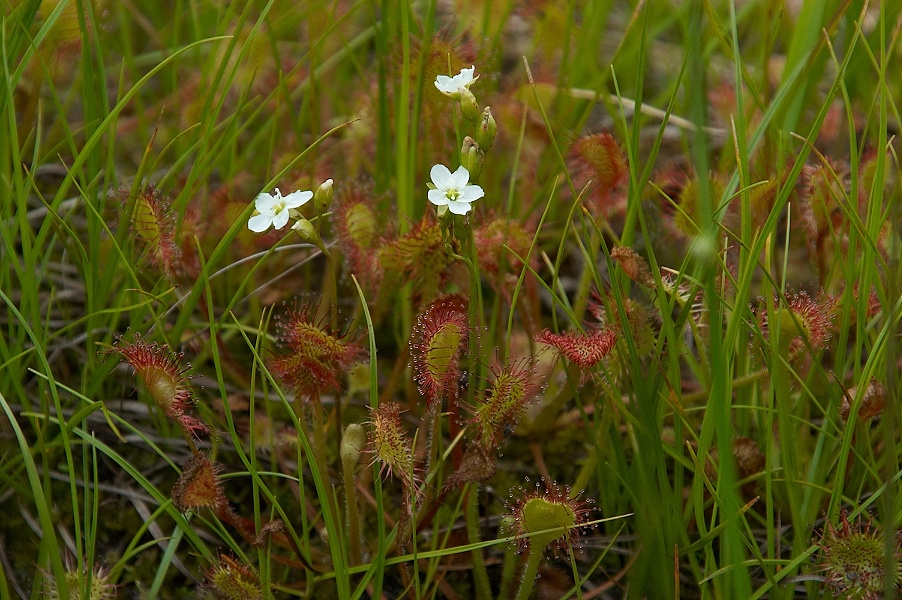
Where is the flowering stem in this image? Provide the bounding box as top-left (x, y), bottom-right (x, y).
top-left (321, 248), bottom-right (342, 449)
top-left (446, 219), bottom-right (486, 468)
top-left (341, 424), bottom-right (365, 566)
top-left (464, 220), bottom-right (485, 371)
top-left (320, 246), bottom-right (339, 333)
top-left (464, 484), bottom-right (492, 600)
top-left (306, 393), bottom-right (331, 503)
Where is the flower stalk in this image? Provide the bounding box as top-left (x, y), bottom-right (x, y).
top-left (341, 423), bottom-right (367, 565)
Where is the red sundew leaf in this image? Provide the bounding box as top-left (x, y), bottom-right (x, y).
top-left (473, 216), bottom-right (536, 297)
top-left (534, 328), bottom-right (616, 370)
top-left (610, 246), bottom-right (654, 288)
top-left (127, 185), bottom-right (188, 283)
top-left (171, 453), bottom-right (228, 514)
top-left (268, 353), bottom-right (343, 400)
top-left (410, 294), bottom-right (469, 409)
top-left (814, 509), bottom-right (902, 600)
top-left (269, 300), bottom-right (363, 400)
top-left (570, 132), bottom-right (627, 192)
top-left (367, 402), bottom-right (415, 485)
top-left (105, 334), bottom-right (209, 438)
top-left (468, 358), bottom-right (543, 450)
top-left (177, 414), bottom-right (211, 438)
top-left (203, 554), bottom-right (262, 599)
top-left (758, 290), bottom-right (835, 356)
top-left (331, 183), bottom-right (387, 293)
top-left (379, 216), bottom-right (457, 297)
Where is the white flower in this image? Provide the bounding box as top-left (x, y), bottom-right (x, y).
top-left (427, 164), bottom-right (484, 215)
top-left (248, 188), bottom-right (312, 233)
top-left (434, 66), bottom-right (478, 98)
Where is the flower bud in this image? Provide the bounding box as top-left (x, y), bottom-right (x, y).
top-left (313, 178), bottom-right (334, 213)
top-left (460, 137), bottom-right (484, 181)
top-left (458, 87), bottom-right (481, 122)
top-left (341, 423), bottom-right (367, 468)
top-left (292, 218), bottom-right (323, 248)
top-left (475, 106), bottom-right (496, 152)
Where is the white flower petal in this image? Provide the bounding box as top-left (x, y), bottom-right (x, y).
top-left (434, 75), bottom-right (455, 94)
top-left (457, 185), bottom-right (485, 203)
top-left (427, 162), bottom-right (484, 214)
top-left (255, 193), bottom-right (277, 213)
top-left (248, 213), bottom-right (273, 232)
top-left (282, 190), bottom-right (313, 209)
top-left (458, 66), bottom-right (476, 84)
top-left (447, 201), bottom-right (472, 215)
top-left (450, 166), bottom-right (471, 188)
top-left (271, 210), bottom-right (291, 230)
top-left (434, 67), bottom-right (478, 97)
top-left (428, 189), bottom-right (450, 206)
top-left (430, 164), bottom-right (453, 187)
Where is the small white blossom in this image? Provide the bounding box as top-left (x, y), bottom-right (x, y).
top-left (427, 164), bottom-right (484, 216)
top-left (434, 66), bottom-right (478, 98)
top-left (248, 188), bottom-right (312, 233)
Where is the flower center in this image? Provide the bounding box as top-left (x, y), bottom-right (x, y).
top-left (445, 187), bottom-right (460, 201)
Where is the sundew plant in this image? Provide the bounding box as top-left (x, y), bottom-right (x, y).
top-left (1, 1), bottom-right (901, 599)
